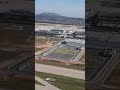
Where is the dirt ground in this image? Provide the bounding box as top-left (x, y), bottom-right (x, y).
top-left (35, 43), bottom-right (53, 49)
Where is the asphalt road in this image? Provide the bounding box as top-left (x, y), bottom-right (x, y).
top-left (35, 63), bottom-right (85, 80)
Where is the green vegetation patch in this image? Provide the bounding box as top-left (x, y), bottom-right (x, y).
top-left (35, 72), bottom-right (85, 90)
top-left (54, 47), bottom-right (76, 54)
top-left (35, 47), bottom-right (43, 52)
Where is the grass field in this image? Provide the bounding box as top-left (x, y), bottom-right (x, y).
top-left (35, 37), bottom-right (62, 45)
top-left (35, 47), bottom-right (43, 52)
top-left (35, 72), bottom-right (85, 90)
top-left (54, 46), bottom-right (77, 54)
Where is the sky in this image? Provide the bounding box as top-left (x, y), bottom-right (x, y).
top-left (35, 0), bottom-right (85, 18)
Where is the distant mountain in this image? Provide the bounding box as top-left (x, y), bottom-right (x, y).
top-left (39, 12), bottom-right (61, 16)
top-left (35, 12), bottom-right (85, 25)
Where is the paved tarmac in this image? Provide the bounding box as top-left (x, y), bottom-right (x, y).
top-left (35, 63), bottom-right (85, 80)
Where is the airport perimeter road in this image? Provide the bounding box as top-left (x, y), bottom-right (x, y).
top-left (35, 76), bottom-right (60, 90)
top-left (35, 63), bottom-right (85, 80)
top-left (35, 84), bottom-right (46, 90)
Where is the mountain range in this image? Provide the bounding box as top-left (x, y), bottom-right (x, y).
top-left (35, 12), bottom-right (85, 25)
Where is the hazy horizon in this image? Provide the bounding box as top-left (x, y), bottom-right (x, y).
top-left (35, 0), bottom-right (85, 18)
top-left (35, 12), bottom-right (85, 19)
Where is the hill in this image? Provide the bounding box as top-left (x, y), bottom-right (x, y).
top-left (35, 12), bottom-right (85, 25)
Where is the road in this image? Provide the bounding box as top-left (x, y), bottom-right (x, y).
top-left (35, 76), bottom-right (60, 90)
top-left (35, 63), bottom-right (85, 80)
